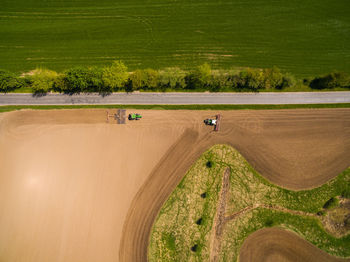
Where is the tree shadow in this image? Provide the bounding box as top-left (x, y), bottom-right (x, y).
top-left (32, 91), bottom-right (47, 97)
top-left (99, 91), bottom-right (112, 97)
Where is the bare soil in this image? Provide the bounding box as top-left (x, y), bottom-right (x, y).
top-left (239, 228), bottom-right (350, 262)
top-left (0, 108), bottom-right (349, 262)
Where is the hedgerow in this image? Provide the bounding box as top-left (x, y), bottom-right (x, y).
top-left (1, 61), bottom-right (349, 94)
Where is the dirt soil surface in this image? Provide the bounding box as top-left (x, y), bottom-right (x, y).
top-left (0, 108), bottom-right (349, 262)
top-left (239, 228), bottom-right (350, 262)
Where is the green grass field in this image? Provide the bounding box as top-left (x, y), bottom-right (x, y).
top-left (1, 0), bottom-right (349, 76)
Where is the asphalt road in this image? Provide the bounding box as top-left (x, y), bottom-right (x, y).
top-left (1, 92), bottom-right (350, 105)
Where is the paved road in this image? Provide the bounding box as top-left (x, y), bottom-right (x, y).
top-left (1, 92), bottom-right (350, 105)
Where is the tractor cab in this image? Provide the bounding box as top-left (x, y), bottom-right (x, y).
top-left (204, 119), bottom-right (217, 126)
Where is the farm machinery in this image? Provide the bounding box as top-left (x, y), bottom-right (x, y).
top-left (128, 113), bottom-right (142, 120)
top-left (204, 114), bottom-right (221, 131)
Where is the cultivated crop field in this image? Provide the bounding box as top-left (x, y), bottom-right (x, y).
top-left (1, 0), bottom-right (350, 76)
top-left (0, 108), bottom-right (350, 262)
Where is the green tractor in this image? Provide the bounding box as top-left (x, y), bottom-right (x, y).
top-left (128, 113), bottom-right (142, 120)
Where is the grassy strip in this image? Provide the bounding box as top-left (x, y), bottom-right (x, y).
top-left (149, 145), bottom-right (350, 261)
top-left (226, 159), bottom-right (350, 215)
top-left (1, 103), bottom-right (350, 113)
top-left (148, 146), bottom-right (227, 261)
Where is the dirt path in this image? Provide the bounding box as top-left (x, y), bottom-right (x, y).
top-left (210, 167), bottom-right (230, 262)
top-left (239, 228), bottom-right (350, 262)
top-left (225, 204), bottom-right (316, 223)
top-left (0, 108), bottom-right (349, 262)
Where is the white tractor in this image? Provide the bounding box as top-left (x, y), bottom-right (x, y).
top-left (203, 114), bottom-right (221, 131)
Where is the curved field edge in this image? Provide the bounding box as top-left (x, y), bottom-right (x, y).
top-left (239, 227), bottom-right (350, 262)
top-left (1, 103), bottom-right (350, 113)
top-left (148, 144), bottom-right (350, 261)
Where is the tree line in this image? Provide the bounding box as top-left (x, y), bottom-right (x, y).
top-left (1, 61), bottom-right (349, 94)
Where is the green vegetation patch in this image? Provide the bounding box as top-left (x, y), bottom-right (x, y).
top-left (148, 144), bottom-right (350, 261)
top-left (148, 146), bottom-right (227, 261)
top-left (1, 0), bottom-right (350, 76)
top-left (222, 209), bottom-right (350, 262)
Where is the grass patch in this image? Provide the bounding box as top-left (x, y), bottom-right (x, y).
top-left (1, 103), bottom-right (350, 114)
top-left (149, 145), bottom-right (350, 261)
top-left (148, 145), bottom-right (229, 261)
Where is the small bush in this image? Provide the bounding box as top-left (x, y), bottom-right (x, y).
top-left (303, 77), bottom-right (312, 86)
top-left (62, 66), bottom-right (103, 93)
top-left (264, 219), bottom-right (274, 227)
top-left (196, 218), bottom-right (203, 225)
top-left (263, 66), bottom-right (284, 89)
top-left (0, 70), bottom-right (24, 92)
top-left (310, 72), bottom-right (350, 89)
top-left (158, 67), bottom-right (186, 89)
top-left (129, 69), bottom-right (159, 90)
top-left (281, 72), bottom-right (296, 89)
top-left (102, 60), bottom-right (128, 91)
top-left (206, 161), bottom-right (213, 168)
top-left (29, 68), bottom-right (58, 94)
top-left (143, 69), bottom-right (159, 90)
top-left (191, 244), bottom-right (198, 252)
top-left (210, 72), bottom-right (230, 92)
top-left (236, 68), bottom-right (264, 91)
top-left (185, 63), bottom-right (212, 90)
top-left (323, 197), bottom-right (339, 209)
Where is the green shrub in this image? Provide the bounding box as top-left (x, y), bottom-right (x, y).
top-left (263, 67), bottom-right (284, 89)
top-left (235, 68), bottom-right (264, 91)
top-left (102, 60), bottom-right (128, 91)
top-left (1, 64), bottom-right (347, 94)
top-left (129, 69), bottom-right (159, 90)
top-left (143, 69), bottom-right (159, 90)
top-left (210, 71), bottom-right (231, 92)
top-left (129, 69), bottom-right (143, 90)
top-left (0, 70), bottom-right (24, 92)
top-left (158, 67), bottom-right (186, 89)
top-left (206, 161), bottom-right (213, 168)
top-left (62, 66), bottom-right (103, 93)
top-left (282, 72), bottom-right (296, 88)
top-left (323, 197), bottom-right (339, 209)
top-left (310, 72), bottom-right (350, 89)
top-left (29, 68), bottom-right (58, 94)
top-left (185, 63), bottom-right (212, 90)
top-left (52, 74), bottom-right (66, 92)
top-left (264, 218), bottom-right (274, 227)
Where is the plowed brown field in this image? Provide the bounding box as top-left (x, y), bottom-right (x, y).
top-left (0, 109), bottom-right (349, 262)
top-left (239, 228), bottom-right (350, 262)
